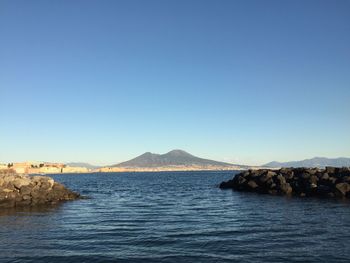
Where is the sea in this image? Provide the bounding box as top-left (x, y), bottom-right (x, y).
top-left (0, 171), bottom-right (349, 263)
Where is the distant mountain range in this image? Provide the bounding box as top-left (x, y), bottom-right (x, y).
top-left (67, 155), bottom-right (350, 172)
top-left (264, 157), bottom-right (350, 168)
top-left (65, 162), bottom-right (100, 170)
top-left (112, 149), bottom-right (238, 168)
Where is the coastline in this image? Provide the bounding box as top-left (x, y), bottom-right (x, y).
top-left (1, 162), bottom-right (267, 175)
top-left (95, 165), bottom-right (251, 173)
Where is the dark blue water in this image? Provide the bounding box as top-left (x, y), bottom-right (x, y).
top-left (1, 171), bottom-right (350, 263)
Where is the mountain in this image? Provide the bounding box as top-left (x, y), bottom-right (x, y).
top-left (112, 150), bottom-right (239, 168)
top-left (264, 157), bottom-right (350, 168)
top-left (66, 162), bottom-right (100, 170)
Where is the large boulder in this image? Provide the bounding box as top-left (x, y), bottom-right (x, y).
top-left (259, 171), bottom-right (276, 183)
top-left (335, 183), bottom-right (350, 197)
top-left (0, 169), bottom-right (80, 208)
top-left (219, 180), bottom-right (235, 189)
top-left (247, 180), bottom-right (259, 190)
top-left (279, 183), bottom-right (293, 195)
top-left (13, 177), bottom-right (31, 189)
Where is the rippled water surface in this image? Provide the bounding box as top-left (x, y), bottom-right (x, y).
top-left (1, 171), bottom-right (350, 263)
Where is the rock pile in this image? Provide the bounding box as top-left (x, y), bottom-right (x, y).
top-left (0, 169), bottom-right (80, 208)
top-left (220, 167), bottom-right (350, 198)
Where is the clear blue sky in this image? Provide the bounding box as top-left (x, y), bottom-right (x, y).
top-left (1, 0), bottom-right (349, 165)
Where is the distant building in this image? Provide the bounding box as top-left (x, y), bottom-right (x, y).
top-left (3, 161), bottom-right (90, 174)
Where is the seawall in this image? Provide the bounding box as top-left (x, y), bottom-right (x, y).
top-left (220, 167), bottom-right (350, 198)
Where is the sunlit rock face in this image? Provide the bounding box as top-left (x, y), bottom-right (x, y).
top-left (0, 169), bottom-right (80, 208)
top-left (220, 167), bottom-right (350, 198)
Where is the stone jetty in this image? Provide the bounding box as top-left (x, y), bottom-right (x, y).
top-left (220, 167), bottom-right (350, 198)
top-left (0, 169), bottom-right (80, 208)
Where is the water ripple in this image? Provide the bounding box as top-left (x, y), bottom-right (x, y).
top-left (0, 171), bottom-right (350, 263)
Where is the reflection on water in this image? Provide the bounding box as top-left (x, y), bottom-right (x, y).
top-left (0, 171), bottom-right (350, 263)
top-left (0, 204), bottom-right (63, 217)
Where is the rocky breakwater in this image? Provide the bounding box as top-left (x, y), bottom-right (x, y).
top-left (0, 169), bottom-right (80, 208)
top-left (220, 167), bottom-right (350, 198)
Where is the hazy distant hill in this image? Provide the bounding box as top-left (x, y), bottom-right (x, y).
top-left (264, 157), bottom-right (350, 168)
top-left (66, 162), bottom-right (100, 170)
top-left (112, 150), bottom-right (239, 168)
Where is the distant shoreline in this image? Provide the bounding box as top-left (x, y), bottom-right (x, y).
top-left (1, 158), bottom-right (267, 175)
top-left (96, 166), bottom-right (252, 173)
top-left (26, 166), bottom-right (262, 175)
top-left (32, 169), bottom-right (243, 175)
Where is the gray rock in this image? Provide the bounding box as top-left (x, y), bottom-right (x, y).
top-left (279, 183), bottom-right (292, 195)
top-left (309, 175), bottom-right (318, 184)
top-left (247, 180), bottom-right (259, 189)
top-left (335, 183), bottom-right (350, 197)
top-left (260, 171), bottom-right (276, 183)
top-left (276, 174), bottom-right (286, 185)
top-left (321, 173), bottom-right (330, 180)
top-left (13, 177), bottom-right (31, 189)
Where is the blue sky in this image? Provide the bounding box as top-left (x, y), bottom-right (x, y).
top-left (1, 0), bottom-right (349, 165)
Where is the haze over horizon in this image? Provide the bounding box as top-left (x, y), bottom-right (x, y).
top-left (1, 0), bottom-right (349, 166)
top-left (1, 149), bottom-right (350, 168)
